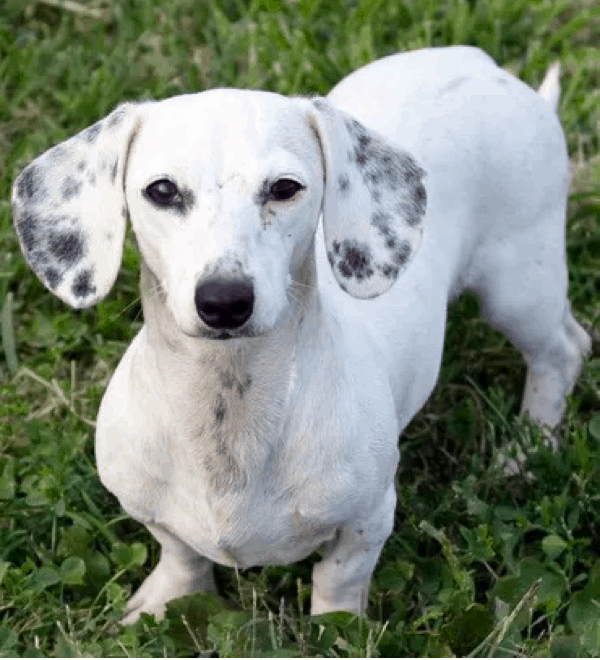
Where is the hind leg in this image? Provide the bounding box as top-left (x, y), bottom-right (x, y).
top-left (472, 222), bottom-right (591, 431)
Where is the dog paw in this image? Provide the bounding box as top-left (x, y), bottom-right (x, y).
top-left (121, 555), bottom-right (216, 625)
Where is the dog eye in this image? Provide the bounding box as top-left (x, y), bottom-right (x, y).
top-left (269, 178), bottom-right (304, 202)
top-left (145, 179), bottom-right (180, 207)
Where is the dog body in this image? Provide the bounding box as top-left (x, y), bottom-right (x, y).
top-left (13, 46), bottom-right (590, 622)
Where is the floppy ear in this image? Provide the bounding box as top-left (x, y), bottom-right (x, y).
top-left (306, 98), bottom-right (426, 299)
top-left (12, 102), bottom-right (145, 308)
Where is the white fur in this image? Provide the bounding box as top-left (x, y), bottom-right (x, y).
top-left (12, 46), bottom-right (590, 623)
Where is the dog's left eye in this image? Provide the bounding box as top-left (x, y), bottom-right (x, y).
top-left (145, 179), bottom-right (180, 207)
top-left (269, 178), bottom-right (304, 202)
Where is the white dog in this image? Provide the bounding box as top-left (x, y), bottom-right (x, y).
top-left (12, 46), bottom-right (590, 623)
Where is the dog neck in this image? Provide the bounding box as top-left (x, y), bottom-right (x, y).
top-left (136, 256), bottom-right (330, 493)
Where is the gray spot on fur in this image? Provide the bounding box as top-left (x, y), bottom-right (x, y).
top-left (214, 393), bottom-right (227, 424)
top-left (107, 107), bottom-right (127, 128)
top-left (48, 228), bottom-right (85, 267)
top-left (44, 267), bottom-right (61, 289)
top-left (48, 145), bottom-right (67, 163)
top-left (71, 268), bottom-right (96, 299)
top-left (218, 370), bottom-right (251, 397)
top-left (17, 210), bottom-right (40, 253)
top-left (329, 239), bottom-right (374, 281)
top-left (83, 121), bottom-right (103, 143)
top-left (201, 416), bottom-right (248, 493)
top-left (17, 166), bottom-right (42, 201)
top-left (338, 173), bottom-right (350, 195)
top-left (110, 159), bottom-right (118, 184)
top-left (371, 210), bottom-right (392, 236)
top-left (391, 239), bottom-right (411, 267)
top-left (311, 98), bottom-right (331, 114)
top-left (343, 116), bottom-right (427, 229)
top-left (60, 176), bottom-right (83, 201)
top-left (203, 453), bottom-right (247, 494)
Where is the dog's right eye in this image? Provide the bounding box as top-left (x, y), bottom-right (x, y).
top-left (144, 179), bottom-right (180, 207)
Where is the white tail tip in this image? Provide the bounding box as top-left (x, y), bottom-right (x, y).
top-left (537, 62), bottom-right (561, 112)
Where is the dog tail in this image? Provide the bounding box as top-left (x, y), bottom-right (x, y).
top-left (537, 62), bottom-right (561, 112)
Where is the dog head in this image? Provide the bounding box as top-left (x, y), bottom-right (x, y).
top-left (13, 90), bottom-right (426, 339)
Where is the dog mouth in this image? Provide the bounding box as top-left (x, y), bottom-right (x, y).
top-left (183, 326), bottom-right (263, 341)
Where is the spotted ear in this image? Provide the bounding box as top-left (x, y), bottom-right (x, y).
top-left (12, 102), bottom-right (145, 308)
top-left (307, 97), bottom-right (426, 299)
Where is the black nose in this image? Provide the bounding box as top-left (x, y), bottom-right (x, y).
top-left (194, 278), bottom-right (254, 330)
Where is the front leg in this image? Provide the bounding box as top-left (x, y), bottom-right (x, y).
top-left (311, 486), bottom-right (396, 615)
top-left (122, 522), bottom-right (216, 625)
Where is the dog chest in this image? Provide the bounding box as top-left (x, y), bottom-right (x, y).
top-left (157, 483), bottom-right (341, 568)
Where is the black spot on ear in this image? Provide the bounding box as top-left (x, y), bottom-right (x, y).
top-left (71, 268), bottom-right (96, 298)
top-left (17, 210), bottom-right (40, 253)
top-left (83, 121), bottom-right (102, 143)
top-left (60, 176), bottom-right (83, 201)
top-left (77, 161), bottom-right (86, 172)
top-left (392, 240), bottom-right (411, 267)
top-left (48, 231), bottom-right (85, 268)
top-left (399, 190), bottom-right (426, 228)
top-left (214, 393), bottom-right (227, 424)
top-left (371, 210), bottom-right (392, 237)
top-left (48, 229), bottom-right (85, 267)
top-left (44, 267), bottom-right (62, 289)
top-left (410, 182), bottom-right (427, 223)
top-left (334, 239), bottom-right (374, 280)
top-left (17, 166), bottom-right (41, 200)
top-left (378, 263), bottom-right (399, 279)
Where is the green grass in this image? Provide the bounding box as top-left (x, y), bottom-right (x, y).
top-left (1, 0), bottom-right (599, 656)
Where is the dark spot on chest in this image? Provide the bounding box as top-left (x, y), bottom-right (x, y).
top-left (214, 393), bottom-right (227, 424)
